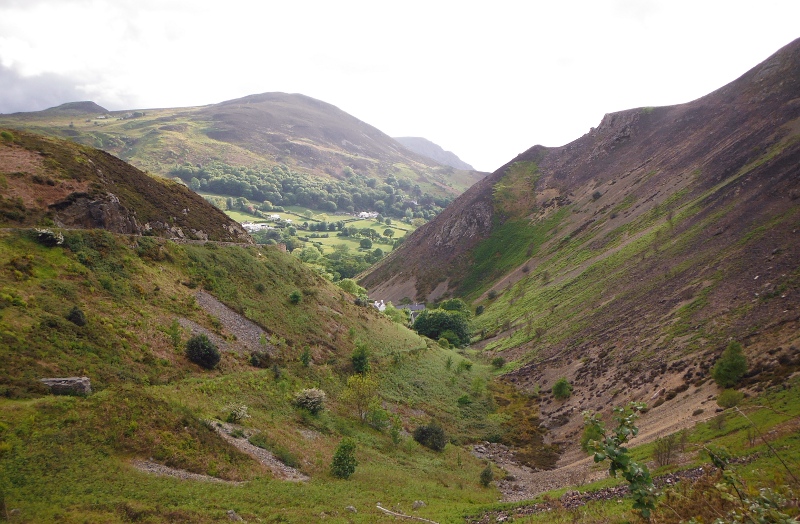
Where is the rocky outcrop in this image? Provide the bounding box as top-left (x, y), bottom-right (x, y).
top-left (51, 192), bottom-right (140, 234)
top-left (40, 376), bottom-right (92, 396)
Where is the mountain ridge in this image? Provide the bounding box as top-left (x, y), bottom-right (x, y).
top-left (360, 37), bottom-right (800, 447)
top-left (0, 92), bottom-right (486, 201)
top-left (394, 136), bottom-right (475, 170)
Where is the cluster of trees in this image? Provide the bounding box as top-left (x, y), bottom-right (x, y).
top-left (412, 298), bottom-right (472, 346)
top-left (171, 161), bottom-right (450, 220)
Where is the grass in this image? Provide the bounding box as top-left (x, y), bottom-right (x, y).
top-left (0, 226), bottom-right (523, 522)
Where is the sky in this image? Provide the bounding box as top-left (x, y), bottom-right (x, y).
top-left (0, 1), bottom-right (798, 172)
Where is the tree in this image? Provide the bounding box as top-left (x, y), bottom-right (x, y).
top-left (351, 343), bottom-right (370, 374)
top-left (712, 341), bottom-right (748, 388)
top-left (342, 374), bottom-right (378, 421)
top-left (583, 403), bottom-right (656, 519)
top-left (384, 228), bottom-right (394, 238)
top-left (413, 309), bottom-right (471, 345)
top-left (185, 334), bottom-right (221, 369)
top-left (359, 238), bottom-right (373, 249)
top-left (330, 438), bottom-right (358, 479)
top-left (289, 290), bottom-right (302, 304)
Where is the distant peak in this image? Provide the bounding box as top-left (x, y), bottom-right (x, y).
top-left (394, 136), bottom-right (475, 171)
top-left (46, 101), bottom-right (109, 114)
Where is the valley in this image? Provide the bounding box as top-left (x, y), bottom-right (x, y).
top-left (0, 38), bottom-right (799, 523)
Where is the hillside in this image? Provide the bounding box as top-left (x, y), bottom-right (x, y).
top-left (0, 92), bottom-right (486, 200)
top-left (395, 136), bottom-right (475, 170)
top-left (0, 128), bottom-right (250, 242)
top-left (361, 38), bottom-right (800, 452)
top-left (0, 129), bottom-right (545, 522)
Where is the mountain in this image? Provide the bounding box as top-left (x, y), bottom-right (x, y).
top-left (0, 92), bottom-right (486, 199)
top-left (394, 136), bottom-right (475, 170)
top-left (0, 128), bottom-right (251, 242)
top-left (362, 39), bottom-right (800, 445)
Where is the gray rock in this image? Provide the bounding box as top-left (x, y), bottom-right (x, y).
top-left (40, 376), bottom-right (91, 396)
top-left (412, 500), bottom-right (426, 509)
top-left (345, 505), bottom-right (357, 513)
top-left (226, 509), bottom-right (243, 521)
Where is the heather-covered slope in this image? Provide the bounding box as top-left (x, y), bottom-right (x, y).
top-left (0, 129), bottom-right (250, 242)
top-left (361, 38), bottom-right (800, 447)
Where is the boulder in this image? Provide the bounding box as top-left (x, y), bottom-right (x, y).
top-left (40, 376), bottom-right (92, 396)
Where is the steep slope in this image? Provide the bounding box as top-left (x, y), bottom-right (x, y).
top-left (0, 92), bottom-right (486, 199)
top-left (0, 128), bottom-right (250, 242)
top-left (362, 39), bottom-right (800, 447)
top-left (394, 136), bottom-right (475, 170)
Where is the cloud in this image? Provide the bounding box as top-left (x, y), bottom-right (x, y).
top-left (0, 64), bottom-right (91, 113)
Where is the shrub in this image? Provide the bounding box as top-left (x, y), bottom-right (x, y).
top-left (300, 346), bottom-right (311, 367)
top-left (712, 342), bottom-right (748, 388)
top-left (652, 433), bottom-right (677, 467)
top-left (480, 464), bottom-right (494, 487)
top-left (487, 290), bottom-right (498, 300)
top-left (716, 389), bottom-right (745, 409)
top-left (65, 306), bottom-right (87, 326)
top-left (580, 422), bottom-right (604, 452)
top-left (330, 438), bottom-right (357, 479)
top-left (289, 290), bottom-right (302, 304)
top-left (185, 334), bottom-right (220, 369)
top-left (250, 350), bottom-right (271, 368)
top-left (294, 388), bottom-right (326, 415)
top-left (413, 422), bottom-right (447, 452)
top-left (491, 357), bottom-right (506, 369)
top-left (226, 404), bottom-right (250, 424)
top-left (475, 305), bottom-right (485, 316)
top-left (552, 377), bottom-right (573, 399)
top-left (592, 190), bottom-right (602, 200)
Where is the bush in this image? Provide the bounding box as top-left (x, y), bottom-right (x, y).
top-left (185, 334), bottom-right (220, 369)
top-left (480, 464), bottom-right (494, 487)
top-left (225, 404), bottom-right (250, 423)
top-left (491, 357), bottom-right (506, 369)
top-left (250, 350), bottom-right (271, 368)
top-left (716, 389), bottom-right (745, 409)
top-left (711, 341), bottom-right (747, 388)
top-left (300, 347), bottom-right (311, 367)
top-left (294, 388), bottom-right (326, 415)
top-left (580, 422), bottom-right (604, 452)
top-left (65, 306), bottom-right (87, 326)
top-left (475, 305), bottom-right (485, 316)
top-left (552, 377), bottom-right (573, 399)
top-left (289, 290), bottom-right (302, 304)
top-left (330, 438), bottom-right (357, 479)
top-left (413, 422), bottom-right (447, 452)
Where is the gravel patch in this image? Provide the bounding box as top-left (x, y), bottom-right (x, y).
top-left (131, 459), bottom-right (243, 485)
top-left (213, 422), bottom-right (309, 482)
top-left (194, 291), bottom-right (274, 354)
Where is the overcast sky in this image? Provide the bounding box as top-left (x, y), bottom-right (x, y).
top-left (1, 1), bottom-right (798, 172)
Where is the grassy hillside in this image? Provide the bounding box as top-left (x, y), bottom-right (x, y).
top-left (0, 228), bottom-right (553, 522)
